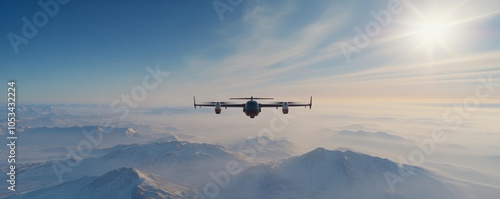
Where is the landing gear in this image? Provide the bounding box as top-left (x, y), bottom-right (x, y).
top-left (250, 116), bottom-right (255, 118)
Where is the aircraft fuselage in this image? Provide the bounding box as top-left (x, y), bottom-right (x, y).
top-left (244, 100), bottom-right (260, 118)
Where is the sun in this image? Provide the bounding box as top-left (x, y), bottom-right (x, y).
top-left (416, 20), bottom-right (450, 44)
top-left (396, 0), bottom-right (487, 62)
top-left (400, 13), bottom-right (458, 63)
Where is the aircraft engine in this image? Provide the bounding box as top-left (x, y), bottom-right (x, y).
top-left (282, 102), bottom-right (289, 114)
top-left (215, 102), bottom-right (221, 114)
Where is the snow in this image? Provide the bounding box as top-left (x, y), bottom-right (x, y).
top-left (6, 144), bottom-right (499, 199)
top-left (6, 141), bottom-right (246, 196)
top-left (7, 168), bottom-right (200, 199)
top-left (219, 148), bottom-right (467, 199)
top-left (226, 136), bottom-right (296, 162)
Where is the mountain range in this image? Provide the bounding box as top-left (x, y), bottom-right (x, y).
top-left (8, 143), bottom-right (497, 199)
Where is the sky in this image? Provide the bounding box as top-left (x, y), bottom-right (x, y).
top-left (1, 0), bottom-right (499, 110)
top-left (1, 1), bottom-right (500, 186)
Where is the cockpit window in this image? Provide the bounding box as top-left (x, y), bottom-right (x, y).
top-left (245, 101), bottom-right (259, 110)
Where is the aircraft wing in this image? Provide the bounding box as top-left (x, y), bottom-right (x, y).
top-left (260, 96), bottom-right (312, 109)
top-left (260, 103), bottom-right (283, 107)
top-left (193, 96), bottom-right (244, 108)
top-left (286, 103), bottom-right (312, 107)
top-left (220, 103), bottom-right (245, 108)
top-left (193, 103), bottom-right (217, 107)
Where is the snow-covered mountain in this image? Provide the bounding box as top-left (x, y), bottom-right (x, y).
top-left (227, 136), bottom-right (295, 161)
top-left (219, 148), bottom-right (467, 199)
top-left (333, 129), bottom-right (406, 141)
top-left (14, 104), bottom-right (109, 128)
top-left (12, 141), bottom-right (246, 194)
top-left (19, 126), bottom-right (152, 148)
top-left (7, 168), bottom-right (200, 199)
top-left (7, 145), bottom-right (499, 199)
top-left (148, 134), bottom-right (182, 143)
top-left (1, 126), bottom-right (189, 166)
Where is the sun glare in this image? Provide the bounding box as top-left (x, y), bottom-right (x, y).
top-left (404, 14), bottom-right (460, 61)
top-left (417, 20), bottom-right (449, 43)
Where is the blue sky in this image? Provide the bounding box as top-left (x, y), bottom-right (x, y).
top-left (1, 0), bottom-right (499, 106)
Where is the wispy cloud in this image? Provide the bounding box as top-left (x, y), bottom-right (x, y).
top-left (152, 0), bottom-right (500, 105)
top-left (180, 2), bottom-right (352, 91)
